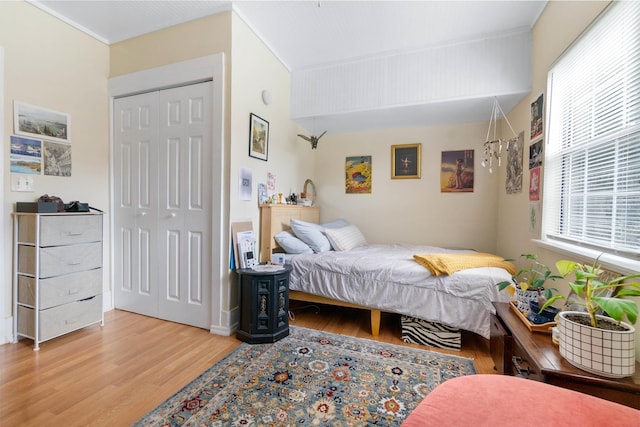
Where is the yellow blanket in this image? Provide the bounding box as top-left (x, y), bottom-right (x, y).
top-left (413, 253), bottom-right (516, 276)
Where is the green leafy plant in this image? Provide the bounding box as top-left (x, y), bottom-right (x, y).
top-left (496, 254), bottom-right (562, 305)
top-left (540, 259), bottom-right (640, 327)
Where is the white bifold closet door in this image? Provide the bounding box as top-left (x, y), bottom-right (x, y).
top-left (113, 81), bottom-right (212, 329)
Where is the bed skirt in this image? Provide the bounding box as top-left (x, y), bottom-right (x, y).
top-left (401, 316), bottom-right (461, 350)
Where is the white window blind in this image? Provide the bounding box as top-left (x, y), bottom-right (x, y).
top-left (544, 1), bottom-right (640, 260)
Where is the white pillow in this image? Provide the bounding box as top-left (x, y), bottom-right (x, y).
top-left (274, 230), bottom-right (313, 254)
top-left (290, 219), bottom-right (332, 253)
top-left (325, 225), bottom-right (367, 251)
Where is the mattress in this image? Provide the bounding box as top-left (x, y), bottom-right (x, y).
top-left (289, 244), bottom-right (513, 339)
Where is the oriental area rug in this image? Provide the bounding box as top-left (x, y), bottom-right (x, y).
top-left (134, 326), bottom-right (476, 426)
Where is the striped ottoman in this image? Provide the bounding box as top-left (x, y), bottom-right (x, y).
top-left (401, 315), bottom-right (461, 350)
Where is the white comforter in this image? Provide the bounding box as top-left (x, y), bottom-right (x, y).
top-left (289, 244), bottom-right (513, 339)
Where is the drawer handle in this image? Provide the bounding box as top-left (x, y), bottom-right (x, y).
top-left (66, 231), bottom-right (85, 236)
top-left (67, 289), bottom-right (79, 295)
top-left (67, 261), bottom-right (82, 266)
top-left (65, 318), bottom-right (79, 325)
top-left (512, 356), bottom-right (530, 378)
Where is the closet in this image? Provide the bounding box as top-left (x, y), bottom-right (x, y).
top-left (113, 81), bottom-right (212, 328)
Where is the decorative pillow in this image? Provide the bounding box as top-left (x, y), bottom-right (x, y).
top-left (274, 230), bottom-right (313, 254)
top-left (321, 218), bottom-right (349, 229)
top-left (290, 219), bottom-right (332, 253)
top-left (324, 224), bottom-right (367, 251)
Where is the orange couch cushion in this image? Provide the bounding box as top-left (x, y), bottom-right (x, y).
top-left (402, 374), bottom-right (640, 427)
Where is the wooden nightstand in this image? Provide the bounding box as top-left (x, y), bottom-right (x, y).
top-left (490, 302), bottom-right (640, 409)
top-left (236, 265), bottom-right (292, 344)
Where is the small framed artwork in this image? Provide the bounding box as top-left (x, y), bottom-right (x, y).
top-left (248, 113), bottom-right (269, 161)
top-left (14, 101), bottom-right (70, 143)
top-left (391, 143), bottom-right (421, 179)
top-left (440, 150), bottom-right (474, 192)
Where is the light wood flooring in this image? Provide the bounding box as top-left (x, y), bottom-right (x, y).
top-left (0, 302), bottom-right (497, 426)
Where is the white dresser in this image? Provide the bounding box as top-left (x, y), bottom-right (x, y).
top-left (13, 212), bottom-right (104, 350)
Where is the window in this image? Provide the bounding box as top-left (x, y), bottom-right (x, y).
top-left (543, 1), bottom-right (640, 265)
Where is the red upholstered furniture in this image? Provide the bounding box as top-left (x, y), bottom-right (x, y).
top-left (402, 374), bottom-right (640, 427)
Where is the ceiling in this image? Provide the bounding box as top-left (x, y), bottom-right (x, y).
top-left (28, 0), bottom-right (548, 134)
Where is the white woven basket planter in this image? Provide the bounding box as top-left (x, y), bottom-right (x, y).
top-left (515, 288), bottom-right (539, 315)
top-left (558, 311), bottom-right (636, 379)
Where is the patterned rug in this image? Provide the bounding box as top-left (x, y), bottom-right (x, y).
top-left (134, 326), bottom-right (476, 426)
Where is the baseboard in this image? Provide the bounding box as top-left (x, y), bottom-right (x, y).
top-left (102, 290), bottom-right (113, 312)
top-left (210, 324), bottom-right (233, 336)
top-left (210, 306), bottom-right (239, 336)
top-left (2, 316), bottom-right (14, 345)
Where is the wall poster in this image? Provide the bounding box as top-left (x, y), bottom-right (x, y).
top-left (505, 131), bottom-right (524, 194)
top-left (530, 93), bottom-right (544, 141)
top-left (43, 140), bottom-right (71, 177)
top-left (345, 156), bottom-right (372, 194)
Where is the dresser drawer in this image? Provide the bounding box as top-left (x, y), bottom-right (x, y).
top-left (512, 340), bottom-right (543, 381)
top-left (18, 214), bottom-right (102, 246)
top-left (17, 295), bottom-right (102, 341)
top-left (490, 314), bottom-right (512, 375)
top-left (18, 269), bottom-right (102, 309)
top-left (18, 242), bottom-right (102, 278)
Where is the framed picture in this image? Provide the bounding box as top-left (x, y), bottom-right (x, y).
top-left (440, 150), bottom-right (474, 192)
top-left (391, 143), bottom-right (421, 179)
top-left (14, 101), bottom-right (70, 143)
top-left (248, 113), bottom-right (269, 161)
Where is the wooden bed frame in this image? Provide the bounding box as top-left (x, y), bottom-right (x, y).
top-left (259, 204), bottom-right (382, 336)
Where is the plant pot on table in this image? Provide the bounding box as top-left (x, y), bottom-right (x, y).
top-left (558, 311), bottom-right (636, 379)
top-left (515, 287), bottom-right (540, 315)
top-left (528, 300), bottom-right (560, 324)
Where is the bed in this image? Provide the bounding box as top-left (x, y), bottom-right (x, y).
top-left (258, 205), bottom-right (513, 340)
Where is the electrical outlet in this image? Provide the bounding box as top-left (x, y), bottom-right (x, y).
top-left (11, 175), bottom-right (34, 192)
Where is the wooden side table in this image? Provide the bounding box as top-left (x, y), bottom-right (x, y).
top-left (236, 265), bottom-right (291, 344)
top-left (490, 301), bottom-right (640, 409)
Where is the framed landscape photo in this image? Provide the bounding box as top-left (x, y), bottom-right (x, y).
top-left (14, 101), bottom-right (70, 143)
top-left (391, 143), bottom-right (421, 179)
top-left (248, 113), bottom-right (269, 161)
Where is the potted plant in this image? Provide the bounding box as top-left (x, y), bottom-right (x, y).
top-left (497, 254), bottom-right (562, 318)
top-left (540, 259), bottom-right (640, 378)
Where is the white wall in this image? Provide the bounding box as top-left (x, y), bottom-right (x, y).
top-left (109, 12), bottom-right (315, 330)
top-left (230, 13), bottom-right (316, 309)
top-left (0, 47), bottom-right (5, 342)
top-left (313, 122), bottom-right (502, 254)
top-left (496, 1), bottom-right (640, 360)
top-left (0, 2), bottom-right (110, 344)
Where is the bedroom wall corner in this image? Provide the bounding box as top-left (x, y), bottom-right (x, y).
top-left (0, 1), bottom-right (110, 345)
top-left (496, 1), bottom-right (640, 361)
top-left (109, 12), bottom-right (233, 333)
top-left (229, 12), bottom-right (315, 312)
top-left (496, 0), bottom-right (609, 263)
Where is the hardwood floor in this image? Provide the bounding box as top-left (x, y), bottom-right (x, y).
top-left (0, 303), bottom-right (497, 426)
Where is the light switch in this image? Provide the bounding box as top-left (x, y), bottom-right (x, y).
top-left (11, 175), bottom-right (34, 192)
